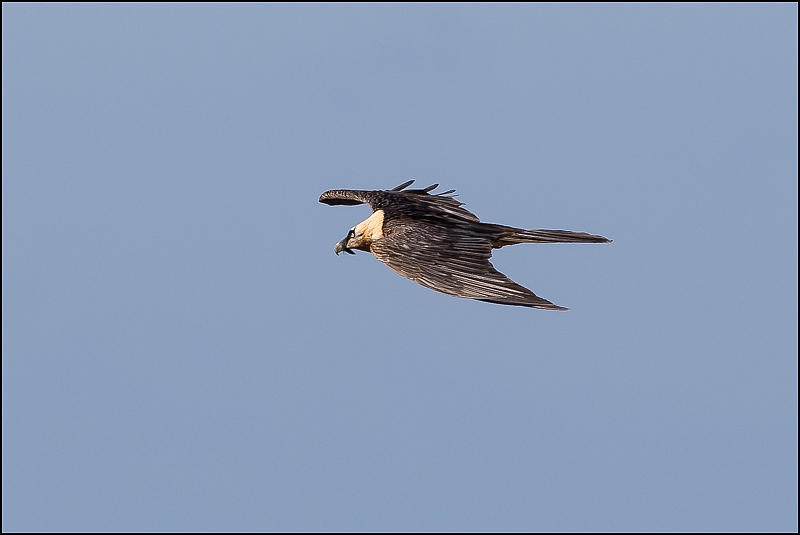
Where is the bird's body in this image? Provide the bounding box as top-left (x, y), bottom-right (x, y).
top-left (319, 181), bottom-right (610, 310)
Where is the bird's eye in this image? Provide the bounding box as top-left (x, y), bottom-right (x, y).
top-left (348, 229), bottom-right (355, 237)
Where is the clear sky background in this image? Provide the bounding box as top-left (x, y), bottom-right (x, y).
top-left (3, 4), bottom-right (797, 532)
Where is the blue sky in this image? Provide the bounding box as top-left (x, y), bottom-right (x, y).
top-left (3, 4), bottom-right (797, 531)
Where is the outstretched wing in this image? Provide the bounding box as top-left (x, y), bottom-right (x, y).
top-left (318, 180), bottom-right (481, 223)
top-left (370, 219), bottom-right (567, 310)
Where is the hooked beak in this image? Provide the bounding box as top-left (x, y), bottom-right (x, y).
top-left (334, 236), bottom-right (355, 256)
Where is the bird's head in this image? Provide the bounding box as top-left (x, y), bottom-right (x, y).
top-left (334, 209), bottom-right (385, 255)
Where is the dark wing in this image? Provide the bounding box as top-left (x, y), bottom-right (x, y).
top-left (318, 180), bottom-right (481, 223)
top-left (370, 219), bottom-right (567, 310)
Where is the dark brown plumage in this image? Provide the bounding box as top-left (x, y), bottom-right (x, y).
top-left (319, 181), bottom-right (610, 310)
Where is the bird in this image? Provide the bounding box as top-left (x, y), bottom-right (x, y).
top-left (319, 180), bottom-right (611, 310)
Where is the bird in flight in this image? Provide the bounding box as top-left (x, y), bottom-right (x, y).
top-left (319, 180), bottom-right (611, 310)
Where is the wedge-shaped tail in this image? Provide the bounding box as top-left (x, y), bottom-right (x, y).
top-left (490, 227), bottom-right (611, 248)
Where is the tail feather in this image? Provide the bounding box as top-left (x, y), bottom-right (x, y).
top-left (492, 227), bottom-right (612, 247)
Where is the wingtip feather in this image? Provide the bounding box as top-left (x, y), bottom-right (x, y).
top-left (391, 180), bottom-right (415, 191)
